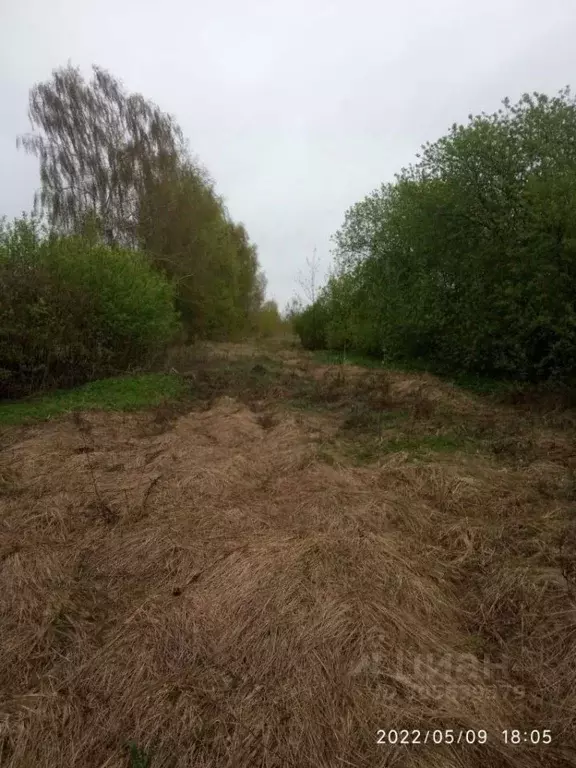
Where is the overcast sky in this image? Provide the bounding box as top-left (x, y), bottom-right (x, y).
top-left (1, 0), bottom-right (575, 306)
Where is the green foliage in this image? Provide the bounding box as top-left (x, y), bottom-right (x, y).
top-left (18, 63), bottom-right (266, 341)
top-left (137, 164), bottom-right (265, 339)
top-left (292, 299), bottom-right (329, 350)
top-left (0, 217), bottom-right (181, 398)
top-left (0, 374), bottom-right (186, 426)
top-left (254, 300), bottom-right (286, 337)
top-left (300, 88), bottom-right (576, 382)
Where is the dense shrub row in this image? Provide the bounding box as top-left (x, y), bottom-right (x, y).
top-left (0, 218), bottom-right (180, 398)
top-left (1, 63), bottom-right (270, 399)
top-left (295, 89), bottom-right (576, 383)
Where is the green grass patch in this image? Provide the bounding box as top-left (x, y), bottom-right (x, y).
top-left (0, 373), bottom-right (187, 426)
top-left (444, 372), bottom-right (509, 396)
top-left (344, 431), bottom-right (478, 465)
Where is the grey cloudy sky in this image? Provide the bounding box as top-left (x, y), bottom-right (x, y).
top-left (1, 0), bottom-right (575, 306)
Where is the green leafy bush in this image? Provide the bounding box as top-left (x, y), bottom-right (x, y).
top-left (304, 88), bottom-right (576, 383)
top-left (292, 300), bottom-right (329, 350)
top-left (0, 217), bottom-right (181, 398)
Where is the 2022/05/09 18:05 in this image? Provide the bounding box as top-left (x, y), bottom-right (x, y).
top-left (502, 730), bottom-right (552, 744)
top-left (376, 730), bottom-right (553, 745)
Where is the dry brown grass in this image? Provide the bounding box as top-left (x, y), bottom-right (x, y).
top-left (1, 342), bottom-right (576, 766)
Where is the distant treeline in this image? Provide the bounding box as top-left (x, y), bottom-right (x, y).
top-left (294, 89), bottom-right (576, 383)
top-left (1, 64), bottom-right (283, 398)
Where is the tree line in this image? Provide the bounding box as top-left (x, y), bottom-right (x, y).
top-left (294, 88), bottom-right (576, 383)
top-left (1, 64), bottom-right (282, 398)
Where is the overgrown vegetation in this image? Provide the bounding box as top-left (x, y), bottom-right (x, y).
top-left (295, 88), bottom-right (576, 385)
top-left (252, 300), bottom-right (292, 338)
top-left (1, 63), bottom-right (268, 400)
top-left (0, 217), bottom-right (180, 398)
top-left (3, 58), bottom-right (576, 767)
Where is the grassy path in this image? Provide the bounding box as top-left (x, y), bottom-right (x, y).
top-left (1, 339), bottom-right (575, 767)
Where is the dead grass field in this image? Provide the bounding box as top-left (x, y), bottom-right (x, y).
top-left (1, 339), bottom-right (575, 767)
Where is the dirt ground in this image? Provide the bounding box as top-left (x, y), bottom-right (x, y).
top-left (1, 339), bottom-right (575, 767)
